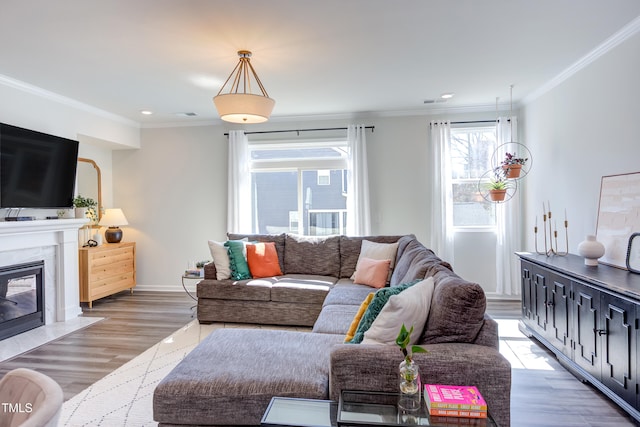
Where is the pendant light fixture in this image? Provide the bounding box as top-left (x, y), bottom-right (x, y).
top-left (213, 50), bottom-right (275, 123)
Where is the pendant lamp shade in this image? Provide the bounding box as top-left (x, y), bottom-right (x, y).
top-left (213, 51), bottom-right (275, 123)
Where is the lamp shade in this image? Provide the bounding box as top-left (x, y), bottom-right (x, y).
top-left (213, 50), bottom-right (275, 123)
top-left (98, 208), bottom-right (128, 227)
top-left (213, 93), bottom-right (275, 124)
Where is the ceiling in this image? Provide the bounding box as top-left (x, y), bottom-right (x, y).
top-left (2, 0), bottom-right (640, 126)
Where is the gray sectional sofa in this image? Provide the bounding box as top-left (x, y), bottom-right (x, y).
top-left (154, 233), bottom-right (512, 427)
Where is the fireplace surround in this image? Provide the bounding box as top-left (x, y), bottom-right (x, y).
top-left (0, 261), bottom-right (44, 341)
top-left (0, 219), bottom-right (86, 338)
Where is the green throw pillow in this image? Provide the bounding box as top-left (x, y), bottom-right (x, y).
top-left (225, 240), bottom-right (252, 280)
top-left (348, 279), bottom-right (421, 344)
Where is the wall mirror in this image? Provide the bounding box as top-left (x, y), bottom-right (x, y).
top-left (77, 158), bottom-right (102, 220)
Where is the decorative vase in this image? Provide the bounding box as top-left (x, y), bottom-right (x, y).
top-left (489, 189), bottom-right (507, 202)
top-left (503, 164), bottom-right (522, 178)
top-left (577, 235), bottom-right (605, 266)
top-left (398, 359), bottom-right (421, 411)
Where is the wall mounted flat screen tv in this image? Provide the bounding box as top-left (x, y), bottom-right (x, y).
top-left (0, 123), bottom-right (79, 209)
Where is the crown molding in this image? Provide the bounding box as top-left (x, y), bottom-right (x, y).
top-left (523, 15), bottom-right (640, 105)
top-left (0, 73), bottom-right (139, 128)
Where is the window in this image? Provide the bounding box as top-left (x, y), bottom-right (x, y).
top-left (449, 126), bottom-right (498, 228)
top-left (249, 139), bottom-right (348, 235)
top-left (317, 170), bottom-right (330, 186)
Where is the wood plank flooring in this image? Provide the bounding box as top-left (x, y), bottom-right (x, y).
top-left (0, 290), bottom-right (195, 400)
top-left (1, 294), bottom-right (639, 425)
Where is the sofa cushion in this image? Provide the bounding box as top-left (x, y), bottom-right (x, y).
top-left (339, 235), bottom-right (405, 278)
top-left (271, 275), bottom-right (335, 305)
top-left (420, 267), bottom-right (486, 345)
top-left (389, 237), bottom-right (429, 285)
top-left (344, 293), bottom-right (374, 341)
top-left (228, 233), bottom-right (286, 271)
top-left (207, 240), bottom-right (231, 280)
top-left (351, 240), bottom-right (399, 283)
top-left (362, 277), bottom-right (435, 345)
top-left (284, 234), bottom-right (340, 277)
top-left (352, 257), bottom-right (391, 289)
top-left (153, 329), bottom-right (343, 426)
top-left (196, 278), bottom-right (274, 301)
top-left (225, 240), bottom-right (252, 280)
top-left (246, 242), bottom-right (283, 278)
top-left (322, 281), bottom-right (375, 307)
top-left (348, 280), bottom-right (419, 344)
top-left (312, 304), bottom-right (362, 335)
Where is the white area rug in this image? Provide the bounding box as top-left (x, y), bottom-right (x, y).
top-left (60, 320), bottom-right (219, 427)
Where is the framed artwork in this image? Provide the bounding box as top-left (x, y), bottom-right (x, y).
top-left (596, 172), bottom-right (640, 269)
top-left (627, 233), bottom-right (640, 274)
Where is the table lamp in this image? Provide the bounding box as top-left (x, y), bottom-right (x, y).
top-left (98, 208), bottom-right (129, 243)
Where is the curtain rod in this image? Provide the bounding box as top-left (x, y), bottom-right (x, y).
top-left (431, 119), bottom-right (510, 126)
top-left (224, 125), bottom-right (374, 137)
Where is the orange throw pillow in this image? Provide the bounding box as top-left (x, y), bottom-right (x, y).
top-left (246, 242), bottom-right (283, 278)
top-left (353, 257), bottom-right (391, 289)
top-left (345, 293), bottom-right (375, 342)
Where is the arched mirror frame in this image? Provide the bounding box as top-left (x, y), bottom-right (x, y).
top-left (77, 157), bottom-right (102, 221)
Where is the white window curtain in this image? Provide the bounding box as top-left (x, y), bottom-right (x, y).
top-left (346, 124), bottom-right (371, 236)
top-left (429, 120), bottom-right (454, 264)
top-left (495, 116), bottom-right (522, 295)
top-left (227, 130), bottom-right (251, 233)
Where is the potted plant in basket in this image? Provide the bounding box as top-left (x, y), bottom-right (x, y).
top-left (73, 195), bottom-right (98, 223)
top-left (501, 152), bottom-right (528, 179)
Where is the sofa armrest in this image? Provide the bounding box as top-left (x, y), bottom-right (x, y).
top-left (204, 262), bottom-right (217, 279)
top-left (329, 343), bottom-right (511, 427)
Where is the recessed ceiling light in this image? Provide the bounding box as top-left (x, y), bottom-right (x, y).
top-left (140, 110), bottom-right (153, 115)
top-left (440, 93), bottom-right (455, 99)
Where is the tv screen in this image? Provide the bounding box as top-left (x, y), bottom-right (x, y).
top-left (0, 123), bottom-right (79, 209)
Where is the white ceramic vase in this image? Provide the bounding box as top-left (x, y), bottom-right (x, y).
top-left (577, 235), bottom-right (605, 266)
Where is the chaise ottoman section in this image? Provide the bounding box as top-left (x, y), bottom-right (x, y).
top-left (153, 328), bottom-right (344, 426)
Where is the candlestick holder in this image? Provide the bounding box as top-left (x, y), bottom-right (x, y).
top-left (534, 204), bottom-right (568, 256)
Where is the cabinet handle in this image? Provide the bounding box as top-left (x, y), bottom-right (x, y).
top-left (594, 329), bottom-right (608, 336)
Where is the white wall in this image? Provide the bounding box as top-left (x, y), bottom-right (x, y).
top-left (113, 114), bottom-right (502, 294)
top-left (521, 30), bottom-right (640, 254)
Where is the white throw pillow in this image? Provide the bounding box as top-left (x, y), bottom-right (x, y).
top-left (207, 240), bottom-right (231, 280)
top-left (361, 276), bottom-right (435, 345)
top-left (351, 240), bottom-right (400, 281)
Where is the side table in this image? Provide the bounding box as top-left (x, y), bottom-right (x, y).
top-left (181, 274), bottom-right (200, 315)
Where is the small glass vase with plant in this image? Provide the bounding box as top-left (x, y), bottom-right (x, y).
top-left (501, 152), bottom-right (528, 178)
top-left (396, 324), bottom-right (427, 396)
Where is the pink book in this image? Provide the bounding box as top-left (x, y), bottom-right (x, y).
top-left (424, 384), bottom-right (488, 412)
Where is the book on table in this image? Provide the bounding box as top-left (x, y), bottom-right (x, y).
top-left (429, 415), bottom-right (489, 426)
top-left (424, 384), bottom-right (487, 418)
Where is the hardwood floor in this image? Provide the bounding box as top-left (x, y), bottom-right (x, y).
top-left (1, 294), bottom-right (639, 425)
top-left (0, 290), bottom-right (195, 400)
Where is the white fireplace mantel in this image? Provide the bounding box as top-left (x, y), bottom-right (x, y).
top-left (0, 218), bottom-right (87, 323)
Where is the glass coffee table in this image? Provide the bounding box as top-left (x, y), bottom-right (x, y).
top-left (261, 392), bottom-right (498, 427)
top-left (338, 391), bottom-right (497, 427)
top-left (261, 396), bottom-right (337, 427)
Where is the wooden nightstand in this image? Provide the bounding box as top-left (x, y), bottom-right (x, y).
top-left (79, 241), bottom-right (136, 308)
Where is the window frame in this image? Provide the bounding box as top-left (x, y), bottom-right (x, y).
top-left (247, 137), bottom-right (349, 235)
top-left (449, 124), bottom-right (498, 232)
